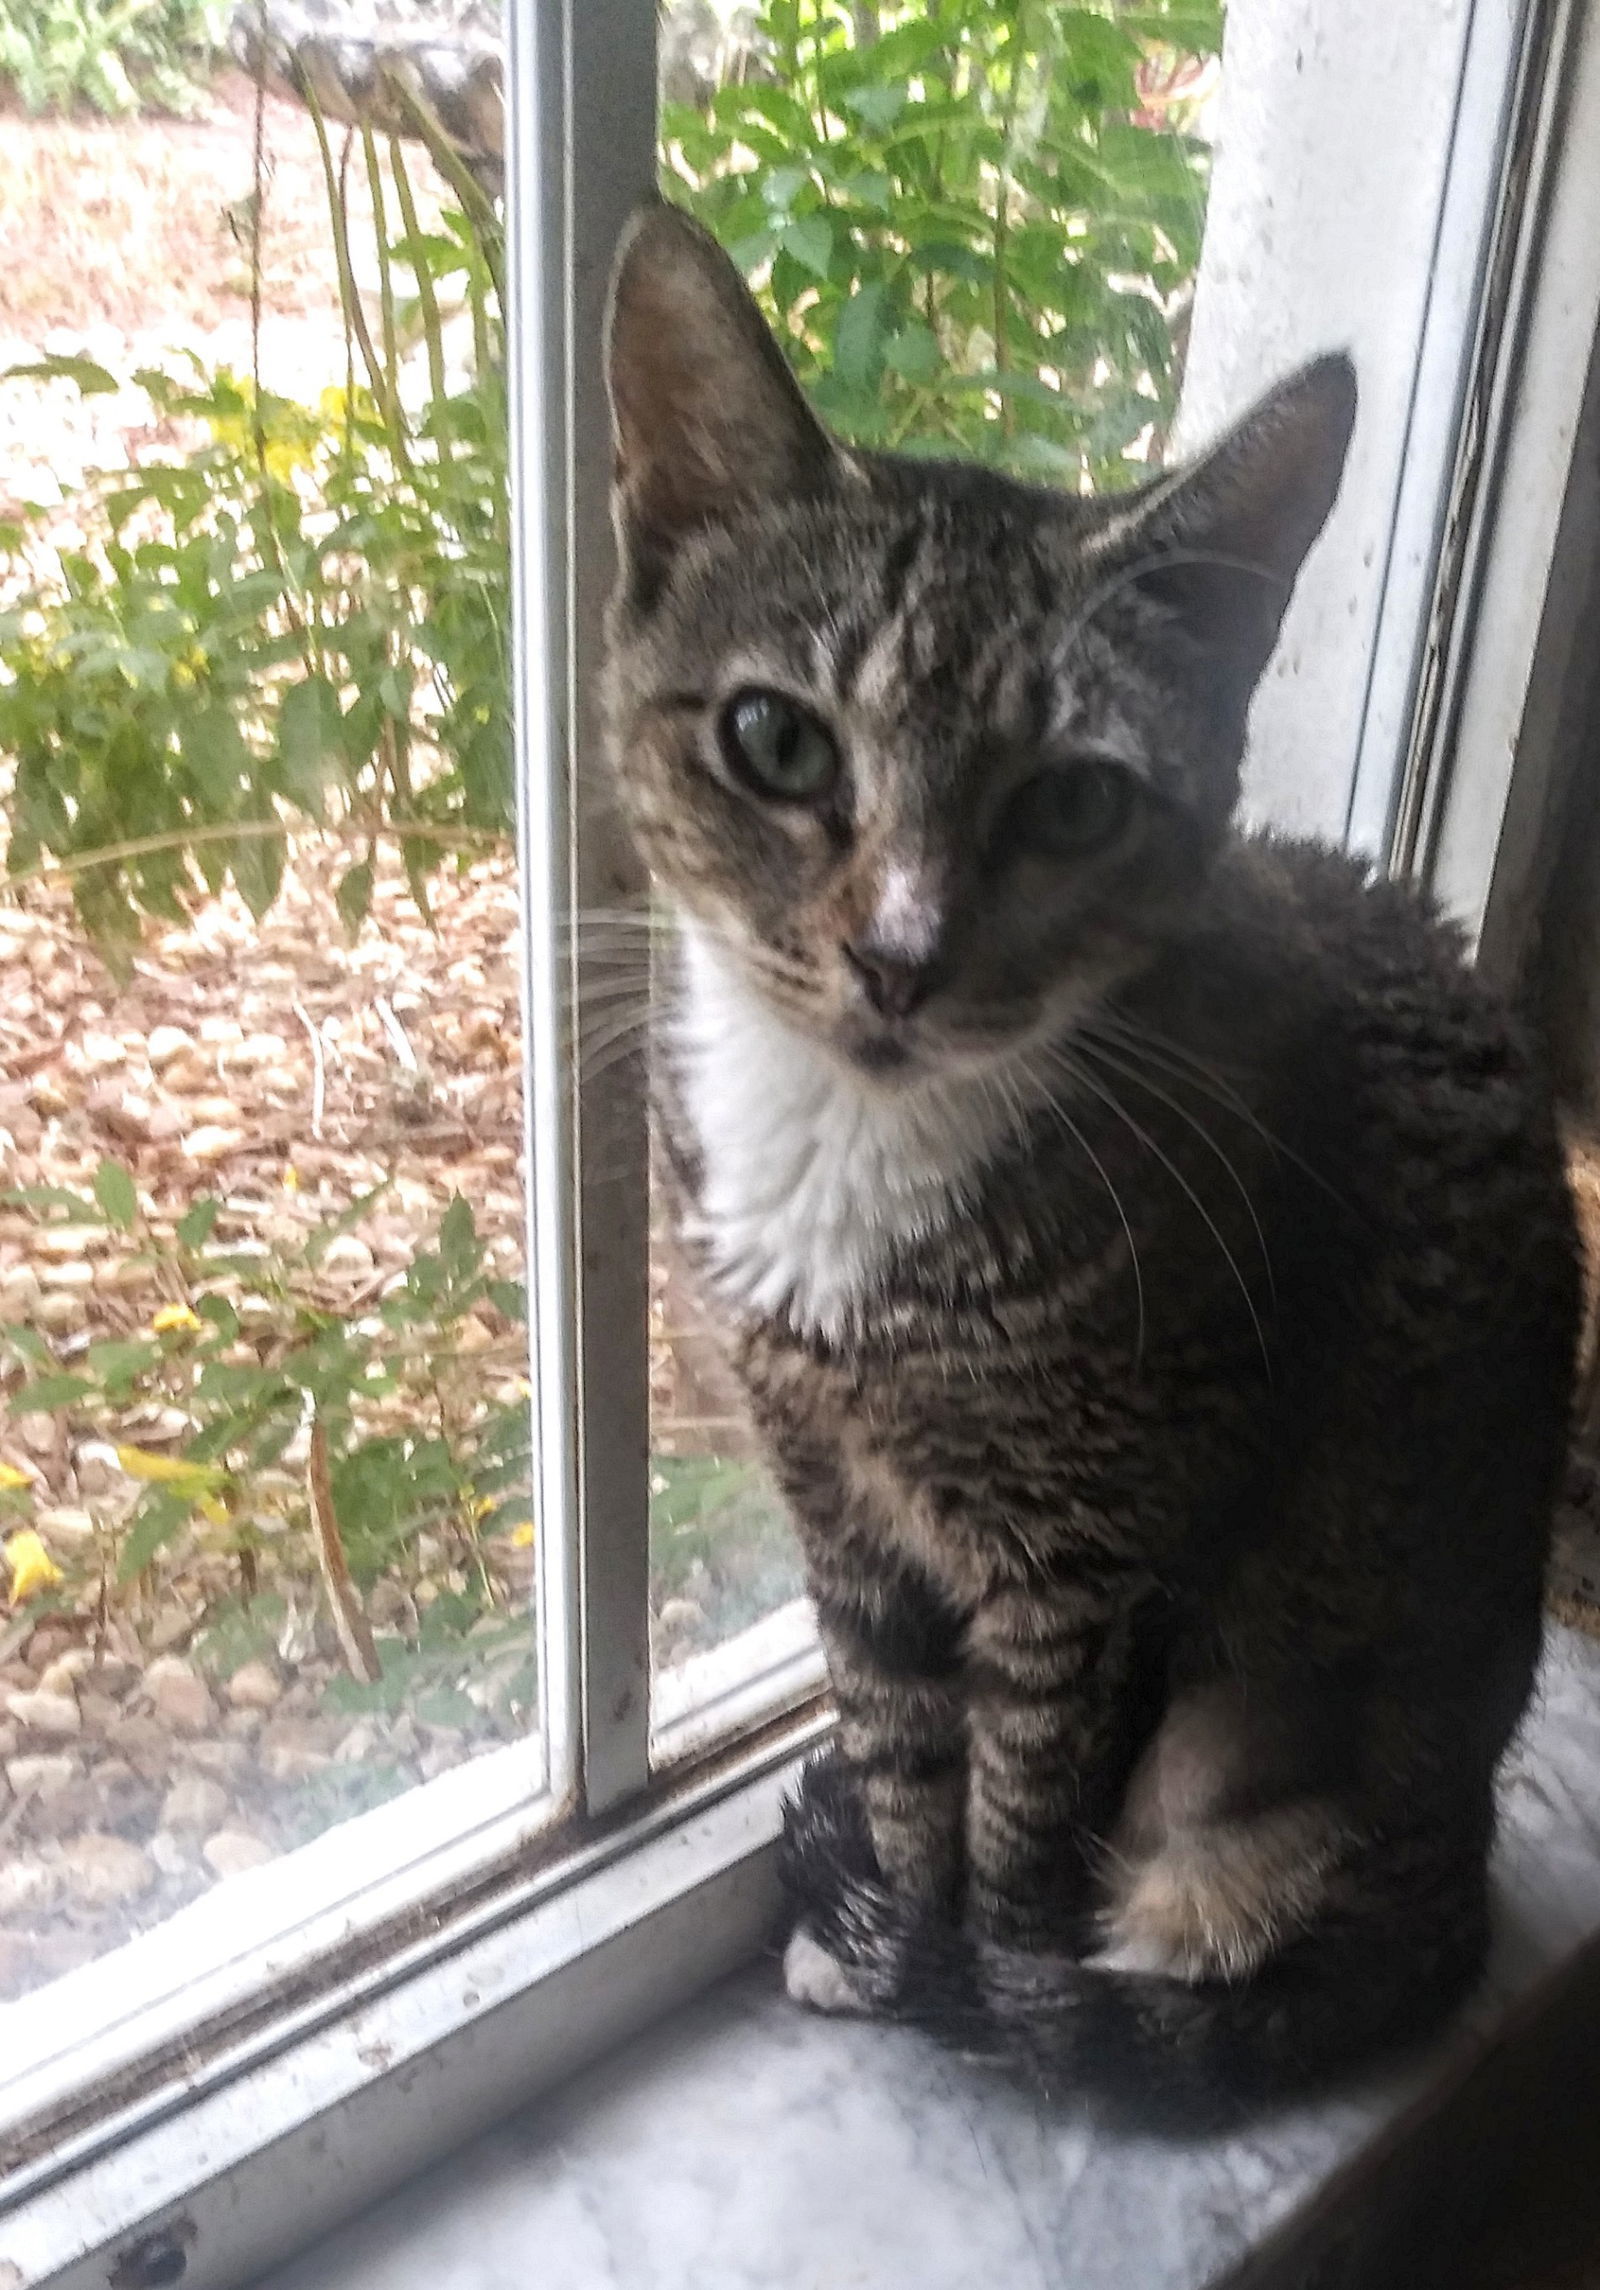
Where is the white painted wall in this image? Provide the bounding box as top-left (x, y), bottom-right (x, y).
top-left (1177, 0), bottom-right (1516, 845)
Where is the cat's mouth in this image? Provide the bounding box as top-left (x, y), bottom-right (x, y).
top-left (844, 1028), bottom-right (916, 1078)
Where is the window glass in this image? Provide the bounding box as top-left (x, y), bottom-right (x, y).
top-left (0, 35), bottom-right (540, 2004)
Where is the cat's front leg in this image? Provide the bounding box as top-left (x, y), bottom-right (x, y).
top-left (964, 1577), bottom-right (1142, 1952)
top-left (812, 1559), bottom-right (967, 1913)
top-left (782, 1548), bottom-right (967, 2017)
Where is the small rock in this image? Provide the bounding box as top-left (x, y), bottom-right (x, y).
top-left (39, 1259), bottom-right (94, 1290)
top-left (226, 1659), bottom-right (282, 1711)
top-left (35, 1291), bottom-right (87, 1333)
top-left (186, 1737), bottom-right (248, 1776)
top-left (202, 1828), bottom-right (275, 1879)
top-left (28, 1076), bottom-right (72, 1117)
top-left (222, 1708), bottom-right (263, 1740)
top-left (159, 1774), bottom-right (230, 1832)
top-left (6, 1753), bottom-right (80, 1799)
top-left (232, 1032), bottom-right (289, 1071)
top-left (6, 1689), bottom-right (81, 1738)
top-left (191, 1094), bottom-right (244, 1127)
top-left (148, 1605), bottom-right (193, 1654)
top-left (86, 1655), bottom-right (139, 1698)
top-left (79, 1032), bottom-right (126, 1072)
top-left (36, 1506), bottom-right (97, 1550)
top-left (13, 1412), bottom-right (58, 1454)
top-left (61, 1832), bottom-right (157, 1907)
top-left (334, 1721), bottom-right (379, 1764)
top-left (23, 1622), bottom-right (74, 1667)
top-left (146, 1025), bottom-right (195, 1069)
top-left (148, 1830), bottom-right (192, 1878)
top-left (93, 1758), bottom-right (149, 1822)
top-left (104, 1712), bottom-right (171, 1779)
top-left (0, 1265), bottom-right (41, 1316)
top-left (319, 1235), bottom-right (375, 1278)
top-left (142, 1658), bottom-right (213, 1733)
top-left (0, 1859), bottom-right (58, 1916)
top-left (88, 1087), bottom-right (155, 1145)
top-left (259, 1733), bottom-right (332, 1783)
top-left (656, 1597), bottom-right (707, 1637)
top-left (37, 1649), bottom-right (94, 1693)
top-left (33, 1222), bottom-right (108, 1260)
top-left (182, 1125), bottom-right (245, 1164)
top-left (78, 1691), bottom-right (120, 1733)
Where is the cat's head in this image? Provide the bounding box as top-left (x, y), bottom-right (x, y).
top-left (602, 203), bottom-right (1354, 1085)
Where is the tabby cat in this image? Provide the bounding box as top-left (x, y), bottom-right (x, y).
top-left (601, 204), bottom-right (1580, 2117)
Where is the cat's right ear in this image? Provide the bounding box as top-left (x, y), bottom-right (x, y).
top-left (605, 203), bottom-right (836, 604)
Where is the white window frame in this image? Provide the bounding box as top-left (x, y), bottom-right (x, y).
top-left (5, 0), bottom-right (1600, 2281)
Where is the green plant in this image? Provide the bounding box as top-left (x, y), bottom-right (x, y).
top-left (0, 1168), bottom-right (537, 1722)
top-left (0, 0), bottom-right (226, 114)
top-left (0, 154), bottom-right (509, 953)
top-left (664, 0), bottom-right (1221, 484)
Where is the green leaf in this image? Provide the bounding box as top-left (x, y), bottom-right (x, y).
top-left (3, 354), bottom-right (120, 395)
top-left (336, 860), bottom-right (374, 934)
top-left (832, 281), bottom-right (890, 393)
top-left (195, 1292), bottom-right (240, 1341)
top-left (845, 84), bottom-right (907, 135)
top-left (780, 216), bottom-right (834, 280)
top-left (177, 1198), bottom-right (221, 1249)
top-left (883, 323), bottom-right (942, 385)
top-left (275, 675), bottom-right (344, 818)
top-left (181, 706), bottom-right (251, 811)
top-left (0, 1322), bottom-right (53, 1368)
top-left (13, 1373), bottom-right (95, 1411)
top-left (118, 1488), bottom-right (194, 1582)
top-left (93, 1158), bottom-right (138, 1230)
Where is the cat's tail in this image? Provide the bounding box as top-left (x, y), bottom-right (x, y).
top-left (779, 1751), bottom-right (1489, 2126)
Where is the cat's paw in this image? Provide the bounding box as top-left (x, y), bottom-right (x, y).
top-left (783, 1926), bottom-right (872, 2015)
top-left (1091, 1810), bottom-right (1341, 1985)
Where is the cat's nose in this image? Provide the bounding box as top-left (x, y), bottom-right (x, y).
top-left (842, 937), bottom-right (936, 1019)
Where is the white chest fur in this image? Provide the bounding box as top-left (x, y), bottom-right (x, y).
top-left (670, 925), bottom-right (1015, 1341)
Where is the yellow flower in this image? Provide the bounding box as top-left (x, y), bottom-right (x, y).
top-left (507, 1520), bottom-right (535, 1549)
top-left (0, 1462), bottom-right (34, 1491)
top-left (151, 1303), bottom-right (204, 1336)
top-left (4, 1529), bottom-right (63, 1602)
top-left (115, 1444), bottom-right (225, 1490)
top-left (196, 1494), bottom-right (230, 1527)
top-left (282, 1165), bottom-right (301, 1192)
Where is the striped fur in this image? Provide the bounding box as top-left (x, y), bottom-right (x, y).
top-left (601, 206), bottom-right (1581, 2117)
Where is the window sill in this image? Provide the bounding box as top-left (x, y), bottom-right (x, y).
top-left (0, 1698), bottom-right (830, 2290)
top-left (69, 1626), bottom-right (1600, 2290)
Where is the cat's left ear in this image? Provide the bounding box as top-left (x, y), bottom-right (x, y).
top-left (1106, 354), bottom-right (1357, 723)
top-left (606, 202), bottom-right (838, 604)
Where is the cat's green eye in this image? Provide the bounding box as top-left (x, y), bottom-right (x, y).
top-left (1007, 760), bottom-right (1135, 860)
top-left (721, 689), bottom-right (839, 804)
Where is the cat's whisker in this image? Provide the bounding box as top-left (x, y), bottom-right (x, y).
top-left (1035, 1041), bottom-right (1272, 1377)
top-left (1086, 1013), bottom-right (1357, 1222)
top-left (1018, 1052), bottom-right (1149, 1367)
top-left (1072, 1034), bottom-right (1276, 1307)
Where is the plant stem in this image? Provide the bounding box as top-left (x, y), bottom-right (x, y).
top-left (388, 135), bottom-right (450, 440)
top-left (359, 121), bottom-right (410, 460)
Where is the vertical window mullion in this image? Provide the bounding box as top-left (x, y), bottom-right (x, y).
top-left (509, 0), bottom-right (659, 1821)
top-left (506, 0), bottom-right (582, 1811)
top-left (565, 0), bottom-right (660, 1813)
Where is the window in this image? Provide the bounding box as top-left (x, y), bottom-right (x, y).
top-left (2, 0), bottom-right (1596, 2282)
